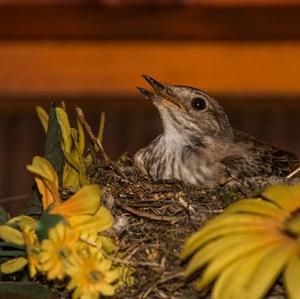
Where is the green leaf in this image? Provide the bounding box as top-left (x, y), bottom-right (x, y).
top-left (22, 188), bottom-right (42, 219)
top-left (0, 207), bottom-right (8, 225)
top-left (0, 282), bottom-right (51, 299)
top-left (24, 102), bottom-right (66, 218)
top-left (36, 213), bottom-right (65, 241)
top-left (45, 102), bottom-right (65, 187)
top-left (0, 242), bottom-right (25, 250)
top-left (0, 250), bottom-right (26, 257)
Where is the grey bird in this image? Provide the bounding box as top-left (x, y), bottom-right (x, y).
top-left (134, 75), bottom-right (299, 186)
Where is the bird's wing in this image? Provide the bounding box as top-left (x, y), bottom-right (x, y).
top-left (221, 129), bottom-right (300, 178)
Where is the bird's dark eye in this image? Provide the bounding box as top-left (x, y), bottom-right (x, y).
top-left (191, 97), bottom-right (207, 111)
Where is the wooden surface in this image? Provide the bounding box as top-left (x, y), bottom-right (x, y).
top-left (1, 41), bottom-right (300, 99)
top-left (1, 5), bottom-right (300, 40)
top-left (1, 0), bottom-right (300, 5)
top-left (1, 1), bottom-right (300, 201)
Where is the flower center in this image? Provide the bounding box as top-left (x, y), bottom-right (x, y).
top-left (58, 247), bottom-right (71, 259)
top-left (88, 271), bottom-right (104, 283)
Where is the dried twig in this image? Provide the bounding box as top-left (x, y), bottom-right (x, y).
top-left (81, 237), bottom-right (160, 267)
top-left (111, 254), bottom-right (160, 267)
top-left (286, 165), bottom-right (300, 179)
top-left (116, 200), bottom-right (181, 222)
top-left (157, 273), bottom-right (185, 285)
top-left (76, 107), bottom-right (129, 181)
top-left (76, 107), bottom-right (111, 163)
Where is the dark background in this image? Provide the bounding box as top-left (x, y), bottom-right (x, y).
top-left (1, 0), bottom-right (300, 206)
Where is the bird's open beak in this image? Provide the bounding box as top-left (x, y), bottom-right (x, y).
top-left (137, 75), bottom-right (184, 109)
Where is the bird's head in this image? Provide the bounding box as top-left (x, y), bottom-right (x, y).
top-left (138, 75), bottom-right (233, 146)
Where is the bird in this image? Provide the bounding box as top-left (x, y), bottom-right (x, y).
top-left (133, 75), bottom-right (299, 186)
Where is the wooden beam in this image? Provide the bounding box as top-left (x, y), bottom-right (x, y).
top-left (1, 41), bottom-right (300, 97)
top-left (1, 4), bottom-right (300, 40)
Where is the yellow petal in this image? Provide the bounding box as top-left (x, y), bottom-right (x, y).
top-left (97, 112), bottom-right (106, 144)
top-left (185, 234), bottom-right (265, 276)
top-left (0, 225), bottom-right (24, 245)
top-left (60, 101), bottom-right (66, 110)
top-left (52, 185), bottom-right (101, 217)
top-left (85, 154), bottom-right (93, 167)
top-left (64, 147), bottom-right (81, 170)
top-left (8, 215), bottom-right (36, 229)
top-left (0, 257), bottom-right (28, 274)
top-left (245, 244), bottom-right (292, 299)
top-left (98, 282), bottom-right (115, 296)
top-left (29, 261), bottom-right (38, 278)
top-left (262, 184), bottom-right (300, 213)
top-left (105, 270), bottom-right (120, 284)
top-left (100, 258), bottom-right (112, 271)
top-left (69, 207), bottom-right (112, 232)
top-left (35, 177), bottom-right (59, 210)
top-left (55, 107), bottom-right (72, 154)
top-left (212, 256), bottom-right (242, 299)
top-left (63, 163), bottom-right (81, 191)
top-left (116, 265), bottom-right (135, 287)
top-left (27, 156), bottom-right (58, 185)
top-left (27, 156), bottom-right (60, 209)
top-left (212, 243), bottom-right (283, 299)
top-left (223, 198), bottom-right (283, 219)
top-left (195, 235), bottom-right (284, 290)
top-left (284, 254), bottom-right (300, 299)
top-left (69, 132), bottom-right (88, 187)
top-left (93, 207), bottom-right (113, 231)
top-left (98, 236), bottom-right (118, 254)
top-left (284, 216), bottom-right (300, 235)
top-left (77, 118), bottom-right (85, 155)
top-left (181, 214), bottom-right (273, 259)
top-left (36, 106), bottom-right (49, 134)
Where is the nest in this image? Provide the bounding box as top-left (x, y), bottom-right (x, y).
top-left (86, 157), bottom-right (289, 299)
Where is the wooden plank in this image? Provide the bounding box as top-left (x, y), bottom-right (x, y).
top-left (1, 5), bottom-right (300, 40)
top-left (1, 41), bottom-right (300, 97)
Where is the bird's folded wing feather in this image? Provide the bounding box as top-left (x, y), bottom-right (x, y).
top-left (221, 129), bottom-right (300, 177)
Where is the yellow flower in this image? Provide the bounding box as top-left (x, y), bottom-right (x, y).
top-left (27, 156), bottom-right (100, 214)
top-left (182, 182), bottom-right (300, 299)
top-left (27, 156), bottom-right (113, 234)
top-left (39, 222), bottom-right (79, 280)
top-left (67, 250), bottom-right (119, 299)
top-left (27, 156), bottom-right (60, 210)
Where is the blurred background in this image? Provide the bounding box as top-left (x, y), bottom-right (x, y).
top-left (1, 0), bottom-right (300, 207)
